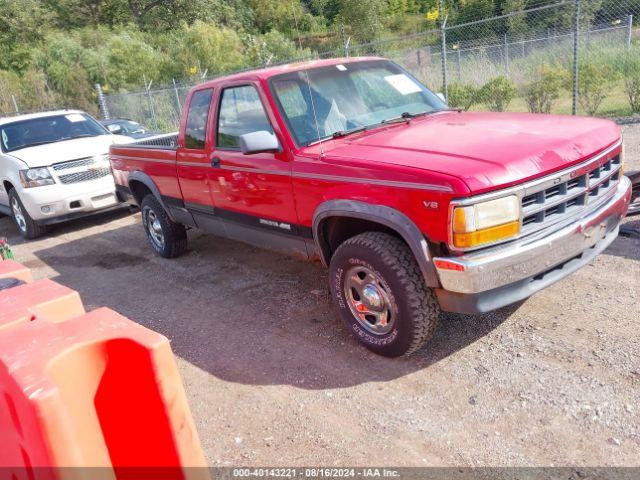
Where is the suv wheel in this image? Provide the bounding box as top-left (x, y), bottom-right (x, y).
top-left (9, 189), bottom-right (47, 239)
top-left (329, 232), bottom-right (440, 357)
top-left (140, 194), bottom-right (187, 258)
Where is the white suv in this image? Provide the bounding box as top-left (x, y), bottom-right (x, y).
top-left (0, 110), bottom-right (132, 238)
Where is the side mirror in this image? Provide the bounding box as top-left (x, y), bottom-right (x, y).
top-left (239, 131), bottom-right (280, 155)
top-left (107, 124), bottom-right (124, 135)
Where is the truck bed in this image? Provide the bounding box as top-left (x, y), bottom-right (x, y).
top-left (109, 133), bottom-right (182, 204)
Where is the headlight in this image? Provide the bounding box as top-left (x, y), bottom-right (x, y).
top-left (452, 195), bottom-right (520, 248)
top-left (19, 168), bottom-right (55, 188)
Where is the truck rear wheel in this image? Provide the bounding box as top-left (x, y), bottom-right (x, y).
top-left (329, 232), bottom-right (440, 357)
top-left (9, 188), bottom-right (47, 239)
top-left (140, 194), bottom-right (187, 258)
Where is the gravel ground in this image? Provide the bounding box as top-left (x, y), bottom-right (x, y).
top-left (1, 124), bottom-right (639, 467)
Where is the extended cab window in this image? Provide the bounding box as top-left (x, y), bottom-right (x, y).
top-left (217, 86), bottom-right (274, 149)
top-left (185, 89), bottom-right (213, 149)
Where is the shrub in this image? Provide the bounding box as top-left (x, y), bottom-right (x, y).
top-left (617, 49), bottom-right (640, 113)
top-left (479, 76), bottom-right (517, 112)
top-left (522, 64), bottom-right (567, 114)
top-left (447, 83), bottom-right (480, 111)
top-left (575, 59), bottom-right (612, 116)
top-left (0, 70), bottom-right (21, 114)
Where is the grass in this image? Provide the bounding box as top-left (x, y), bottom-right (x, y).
top-left (469, 80), bottom-right (636, 118)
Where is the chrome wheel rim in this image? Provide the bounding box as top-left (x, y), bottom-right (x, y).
top-left (11, 197), bottom-right (27, 233)
top-left (344, 265), bottom-right (396, 335)
top-left (144, 208), bottom-right (164, 249)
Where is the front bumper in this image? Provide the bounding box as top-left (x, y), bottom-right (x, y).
top-left (434, 176), bottom-right (632, 314)
top-left (19, 176), bottom-right (122, 223)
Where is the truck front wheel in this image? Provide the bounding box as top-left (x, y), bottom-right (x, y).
top-left (140, 194), bottom-right (187, 258)
top-left (9, 189), bottom-right (47, 239)
top-left (329, 232), bottom-right (440, 357)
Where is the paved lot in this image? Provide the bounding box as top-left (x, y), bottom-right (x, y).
top-left (1, 125), bottom-right (639, 466)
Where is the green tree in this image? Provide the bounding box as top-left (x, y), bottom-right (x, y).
top-left (171, 22), bottom-right (247, 78)
top-left (0, 0), bottom-right (52, 72)
top-left (335, 0), bottom-right (387, 42)
top-left (502, 0), bottom-right (527, 39)
top-left (248, 0), bottom-right (316, 34)
top-left (20, 69), bottom-right (60, 112)
top-left (244, 31), bottom-right (312, 66)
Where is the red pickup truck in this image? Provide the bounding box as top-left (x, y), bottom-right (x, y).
top-left (110, 57), bottom-right (631, 357)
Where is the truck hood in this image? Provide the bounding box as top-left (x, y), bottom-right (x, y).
top-left (320, 112), bottom-right (621, 193)
top-left (7, 134), bottom-right (133, 168)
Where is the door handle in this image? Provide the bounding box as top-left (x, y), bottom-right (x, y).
top-left (211, 156), bottom-right (221, 168)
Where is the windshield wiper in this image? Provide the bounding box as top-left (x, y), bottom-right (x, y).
top-left (380, 108), bottom-right (461, 126)
top-left (332, 126), bottom-right (368, 139)
top-left (381, 111), bottom-right (428, 125)
top-left (307, 126), bottom-right (368, 145)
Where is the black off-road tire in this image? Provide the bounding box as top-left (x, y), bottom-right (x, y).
top-left (329, 231), bottom-right (440, 357)
top-left (140, 194), bottom-right (187, 258)
top-left (8, 188), bottom-right (48, 239)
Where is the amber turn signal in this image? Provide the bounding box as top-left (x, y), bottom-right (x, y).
top-left (453, 221), bottom-right (520, 248)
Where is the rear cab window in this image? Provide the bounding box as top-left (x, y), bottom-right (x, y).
top-left (185, 89), bottom-right (213, 149)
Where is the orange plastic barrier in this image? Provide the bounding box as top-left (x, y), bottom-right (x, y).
top-left (0, 259), bottom-right (33, 283)
top-left (0, 279), bottom-right (85, 332)
top-left (0, 263), bottom-right (208, 480)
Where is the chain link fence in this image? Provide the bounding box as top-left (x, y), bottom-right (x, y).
top-left (101, 0), bottom-right (640, 133)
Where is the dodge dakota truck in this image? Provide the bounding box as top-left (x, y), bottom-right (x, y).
top-left (110, 57), bottom-right (631, 357)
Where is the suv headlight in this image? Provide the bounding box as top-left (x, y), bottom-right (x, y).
top-left (452, 195), bottom-right (520, 248)
top-left (19, 168), bottom-right (55, 188)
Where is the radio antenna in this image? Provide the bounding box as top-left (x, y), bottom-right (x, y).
top-left (303, 69), bottom-right (324, 157)
top-left (292, 2), bottom-right (322, 155)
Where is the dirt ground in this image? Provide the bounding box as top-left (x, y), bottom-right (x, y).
top-left (1, 125), bottom-right (639, 467)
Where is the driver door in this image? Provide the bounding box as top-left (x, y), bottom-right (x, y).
top-left (207, 82), bottom-right (302, 249)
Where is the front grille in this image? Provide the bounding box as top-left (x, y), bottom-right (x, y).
top-left (52, 157), bottom-right (94, 171)
top-left (520, 153), bottom-right (621, 235)
top-left (58, 168), bottom-right (111, 184)
top-left (51, 156), bottom-right (111, 184)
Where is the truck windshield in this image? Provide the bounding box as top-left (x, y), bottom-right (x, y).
top-left (269, 60), bottom-right (447, 147)
top-left (0, 113), bottom-right (109, 153)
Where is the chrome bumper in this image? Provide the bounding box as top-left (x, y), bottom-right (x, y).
top-left (434, 176), bottom-right (632, 298)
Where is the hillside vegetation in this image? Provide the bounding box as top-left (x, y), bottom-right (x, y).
top-left (0, 0), bottom-right (638, 116)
